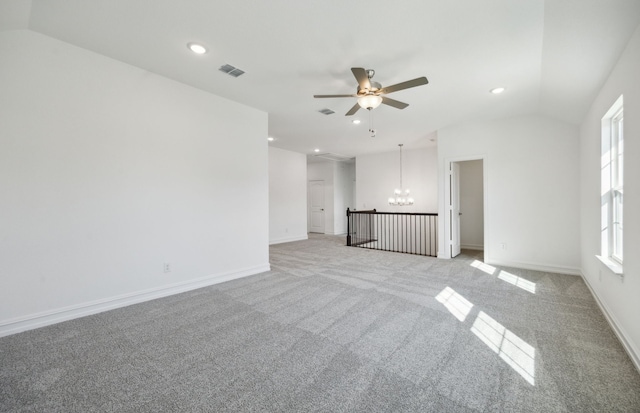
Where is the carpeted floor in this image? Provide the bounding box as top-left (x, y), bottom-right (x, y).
top-left (1, 234), bottom-right (639, 412)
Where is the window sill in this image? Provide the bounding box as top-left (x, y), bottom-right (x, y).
top-left (596, 255), bottom-right (623, 275)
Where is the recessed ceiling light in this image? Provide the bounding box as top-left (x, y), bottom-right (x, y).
top-left (314, 149), bottom-right (320, 153)
top-left (490, 87), bottom-right (505, 94)
top-left (187, 43), bottom-right (207, 54)
top-left (267, 137), bottom-right (274, 142)
top-left (352, 119), bottom-right (361, 124)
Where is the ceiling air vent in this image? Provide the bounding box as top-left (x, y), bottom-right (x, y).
top-left (314, 152), bottom-right (354, 162)
top-left (319, 108), bottom-right (335, 115)
top-left (219, 64), bottom-right (245, 78)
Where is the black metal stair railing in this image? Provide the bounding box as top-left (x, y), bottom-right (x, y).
top-left (346, 208), bottom-right (438, 257)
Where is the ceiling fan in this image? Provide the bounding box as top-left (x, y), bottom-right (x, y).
top-left (314, 68), bottom-right (428, 116)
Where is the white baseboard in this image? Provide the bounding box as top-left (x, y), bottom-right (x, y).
top-left (0, 263), bottom-right (270, 338)
top-left (580, 271), bottom-right (640, 374)
top-left (269, 234), bottom-right (308, 245)
top-left (461, 244), bottom-right (484, 251)
top-left (485, 257), bottom-right (580, 275)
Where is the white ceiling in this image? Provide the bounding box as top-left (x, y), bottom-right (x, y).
top-left (3, 0), bottom-right (640, 157)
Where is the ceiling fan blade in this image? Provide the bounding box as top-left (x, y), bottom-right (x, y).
top-left (379, 77), bottom-right (428, 94)
top-left (314, 94), bottom-right (358, 98)
top-left (351, 67), bottom-right (371, 90)
top-left (381, 96), bottom-right (409, 109)
top-left (345, 103), bottom-right (361, 116)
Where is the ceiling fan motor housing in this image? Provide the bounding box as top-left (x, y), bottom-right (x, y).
top-left (357, 81), bottom-right (382, 96)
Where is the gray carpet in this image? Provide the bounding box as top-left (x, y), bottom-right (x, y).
top-left (1, 234), bottom-right (639, 412)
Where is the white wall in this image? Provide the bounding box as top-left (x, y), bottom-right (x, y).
top-left (0, 30), bottom-right (269, 335)
top-left (356, 146), bottom-right (438, 213)
top-left (459, 160), bottom-right (484, 250)
top-left (438, 115), bottom-right (580, 273)
top-left (269, 147), bottom-right (308, 244)
top-left (579, 24), bottom-right (640, 369)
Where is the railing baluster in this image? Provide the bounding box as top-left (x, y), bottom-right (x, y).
top-left (427, 215), bottom-right (430, 256)
top-left (394, 214), bottom-right (397, 253)
top-left (428, 216), bottom-right (431, 256)
top-left (386, 214), bottom-right (389, 251)
top-left (413, 215), bottom-right (416, 255)
top-left (405, 215), bottom-right (407, 254)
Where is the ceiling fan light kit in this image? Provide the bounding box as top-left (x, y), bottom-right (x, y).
top-left (357, 95), bottom-right (383, 110)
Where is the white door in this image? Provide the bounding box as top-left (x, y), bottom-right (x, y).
top-left (309, 180), bottom-right (325, 233)
top-left (450, 162), bottom-right (461, 257)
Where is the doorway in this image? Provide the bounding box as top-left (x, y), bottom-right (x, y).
top-left (445, 158), bottom-right (486, 258)
top-left (309, 180), bottom-right (325, 233)
top-left (459, 160), bottom-right (484, 253)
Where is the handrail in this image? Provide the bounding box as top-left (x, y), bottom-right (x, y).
top-left (350, 210), bottom-right (437, 216)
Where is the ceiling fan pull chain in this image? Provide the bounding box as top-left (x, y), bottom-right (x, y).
top-left (369, 109), bottom-right (375, 137)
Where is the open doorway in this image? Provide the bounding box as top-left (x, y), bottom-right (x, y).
top-left (445, 157), bottom-right (486, 258)
top-left (459, 160), bottom-right (484, 252)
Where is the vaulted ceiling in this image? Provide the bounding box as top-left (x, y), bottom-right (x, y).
top-left (3, 0), bottom-right (640, 157)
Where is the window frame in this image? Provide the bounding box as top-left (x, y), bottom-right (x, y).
top-left (610, 109), bottom-right (623, 264)
top-left (598, 95), bottom-right (624, 274)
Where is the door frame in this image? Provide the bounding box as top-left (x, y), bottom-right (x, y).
top-left (450, 162), bottom-right (461, 257)
top-left (440, 155), bottom-right (488, 259)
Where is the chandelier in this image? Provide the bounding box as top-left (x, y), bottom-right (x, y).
top-left (388, 144), bottom-right (414, 206)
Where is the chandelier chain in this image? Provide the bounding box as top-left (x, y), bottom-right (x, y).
top-left (399, 144), bottom-right (403, 189)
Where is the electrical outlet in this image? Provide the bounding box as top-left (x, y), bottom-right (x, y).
top-left (163, 262), bottom-right (171, 273)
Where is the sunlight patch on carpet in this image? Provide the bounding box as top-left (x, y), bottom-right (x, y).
top-left (470, 260), bottom-right (496, 275)
top-left (471, 311), bottom-right (535, 385)
top-left (497, 270), bottom-right (536, 294)
top-left (471, 260), bottom-right (536, 294)
top-left (435, 287), bottom-right (474, 322)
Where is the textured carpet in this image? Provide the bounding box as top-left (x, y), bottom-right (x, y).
top-left (1, 234), bottom-right (639, 412)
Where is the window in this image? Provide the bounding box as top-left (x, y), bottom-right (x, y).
top-left (611, 109), bottom-right (623, 262)
top-left (599, 95), bottom-right (623, 274)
